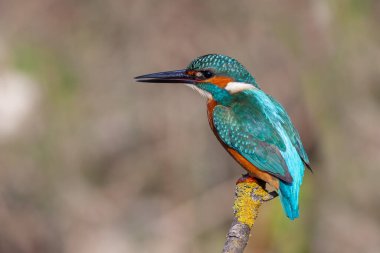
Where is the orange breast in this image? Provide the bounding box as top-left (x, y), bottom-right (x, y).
top-left (207, 99), bottom-right (280, 189)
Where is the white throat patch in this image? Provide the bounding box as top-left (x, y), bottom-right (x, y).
top-left (225, 82), bottom-right (256, 94)
top-left (185, 84), bottom-right (212, 99)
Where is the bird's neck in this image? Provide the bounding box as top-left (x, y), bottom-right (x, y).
top-left (198, 83), bottom-right (232, 106)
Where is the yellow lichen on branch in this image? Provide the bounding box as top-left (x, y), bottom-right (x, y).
top-left (233, 177), bottom-right (271, 228)
top-left (222, 176), bottom-right (274, 253)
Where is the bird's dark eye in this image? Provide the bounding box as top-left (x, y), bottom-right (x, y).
top-left (201, 70), bottom-right (214, 79)
top-left (194, 70), bottom-right (215, 80)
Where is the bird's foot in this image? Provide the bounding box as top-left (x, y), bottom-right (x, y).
top-left (262, 191), bottom-right (278, 202)
top-left (235, 174), bottom-right (278, 202)
top-left (235, 173), bottom-right (254, 185)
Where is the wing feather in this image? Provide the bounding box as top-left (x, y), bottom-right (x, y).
top-left (213, 103), bottom-right (293, 183)
top-left (267, 95), bottom-right (311, 169)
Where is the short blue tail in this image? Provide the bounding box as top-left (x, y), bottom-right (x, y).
top-left (278, 154), bottom-right (305, 219)
top-left (279, 182), bottom-right (300, 220)
top-left (276, 125), bottom-right (306, 220)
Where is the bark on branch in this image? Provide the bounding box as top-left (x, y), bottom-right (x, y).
top-left (221, 176), bottom-right (274, 253)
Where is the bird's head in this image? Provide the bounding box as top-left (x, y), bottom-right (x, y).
top-left (135, 54), bottom-right (259, 102)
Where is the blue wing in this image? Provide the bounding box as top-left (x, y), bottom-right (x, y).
top-left (267, 95), bottom-right (310, 167)
top-left (213, 89), bottom-right (308, 219)
top-left (213, 93), bottom-right (293, 183)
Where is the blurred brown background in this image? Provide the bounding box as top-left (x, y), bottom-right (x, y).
top-left (0, 0), bottom-right (380, 252)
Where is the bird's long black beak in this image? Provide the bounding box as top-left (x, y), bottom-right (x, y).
top-left (135, 69), bottom-right (195, 84)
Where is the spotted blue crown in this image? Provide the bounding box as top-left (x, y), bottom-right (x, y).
top-left (188, 54), bottom-right (258, 86)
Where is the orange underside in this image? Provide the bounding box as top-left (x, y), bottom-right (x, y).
top-left (207, 99), bottom-right (280, 189)
top-left (227, 148), bottom-right (279, 189)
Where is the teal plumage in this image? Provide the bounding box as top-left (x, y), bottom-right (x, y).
top-left (135, 54), bottom-right (311, 220)
top-left (212, 89), bottom-right (307, 219)
top-left (188, 54), bottom-right (258, 87)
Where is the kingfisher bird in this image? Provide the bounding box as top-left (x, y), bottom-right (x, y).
top-left (135, 54), bottom-right (311, 220)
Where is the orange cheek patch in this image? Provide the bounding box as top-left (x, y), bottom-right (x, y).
top-left (205, 76), bottom-right (234, 88)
